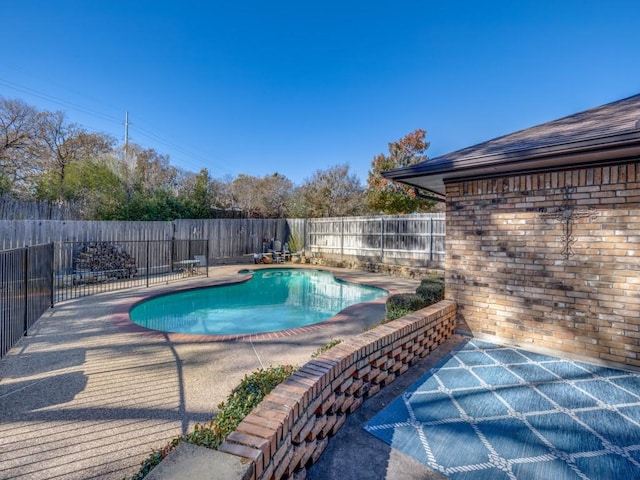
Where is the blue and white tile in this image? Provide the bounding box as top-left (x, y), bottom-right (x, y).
top-left (365, 340), bottom-right (640, 479)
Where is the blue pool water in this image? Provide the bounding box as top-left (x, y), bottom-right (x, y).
top-left (129, 268), bottom-right (387, 335)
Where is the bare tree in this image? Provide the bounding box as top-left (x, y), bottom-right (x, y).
top-left (130, 144), bottom-right (178, 193)
top-left (230, 174), bottom-right (264, 217)
top-left (258, 173), bottom-right (293, 218)
top-left (0, 97), bottom-right (42, 195)
top-left (297, 164), bottom-right (366, 217)
top-left (210, 174), bottom-right (235, 211)
top-left (228, 173), bottom-right (293, 218)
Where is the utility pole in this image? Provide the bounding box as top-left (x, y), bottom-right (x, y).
top-left (124, 110), bottom-right (129, 146)
top-left (124, 110), bottom-right (130, 167)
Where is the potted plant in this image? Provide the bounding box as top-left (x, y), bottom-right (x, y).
top-left (287, 232), bottom-right (304, 263)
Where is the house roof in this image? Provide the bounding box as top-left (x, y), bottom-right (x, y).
top-left (383, 94), bottom-right (640, 198)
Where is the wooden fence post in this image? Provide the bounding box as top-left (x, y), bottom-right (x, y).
top-left (429, 217), bottom-right (434, 261)
top-left (380, 216), bottom-right (384, 261)
top-left (146, 240), bottom-right (150, 288)
top-left (206, 241), bottom-right (210, 277)
top-left (341, 218), bottom-right (344, 259)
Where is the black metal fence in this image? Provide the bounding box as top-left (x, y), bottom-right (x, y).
top-left (55, 239), bottom-right (209, 302)
top-left (0, 239), bottom-right (208, 357)
top-left (1, 243), bottom-right (54, 358)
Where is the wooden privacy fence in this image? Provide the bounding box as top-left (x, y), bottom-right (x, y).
top-left (173, 218), bottom-right (288, 261)
top-left (1, 214), bottom-right (445, 267)
top-left (0, 219), bottom-right (288, 261)
top-left (0, 220), bottom-right (175, 249)
top-left (0, 195), bottom-right (82, 221)
top-left (300, 213), bottom-right (445, 266)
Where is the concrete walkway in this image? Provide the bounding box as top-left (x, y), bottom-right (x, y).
top-left (307, 336), bottom-right (463, 480)
top-left (0, 265), bottom-right (426, 480)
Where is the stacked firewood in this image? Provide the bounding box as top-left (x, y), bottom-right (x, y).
top-left (75, 242), bottom-right (138, 278)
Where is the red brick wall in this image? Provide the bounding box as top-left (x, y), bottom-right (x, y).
top-left (218, 300), bottom-right (457, 480)
top-left (445, 161), bottom-right (640, 367)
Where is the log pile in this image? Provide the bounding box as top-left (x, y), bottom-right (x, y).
top-left (74, 242), bottom-right (138, 279)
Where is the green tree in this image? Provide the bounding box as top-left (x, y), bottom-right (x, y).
top-left (110, 188), bottom-right (189, 221)
top-left (35, 111), bottom-right (116, 202)
top-left (63, 157), bottom-right (126, 219)
top-left (99, 144), bottom-right (184, 220)
top-left (178, 168), bottom-right (214, 218)
top-left (0, 174), bottom-right (11, 196)
top-left (366, 129), bottom-right (435, 214)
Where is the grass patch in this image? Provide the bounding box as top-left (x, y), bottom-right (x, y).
top-left (311, 338), bottom-right (343, 358)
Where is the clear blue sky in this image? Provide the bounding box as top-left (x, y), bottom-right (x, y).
top-left (2, 1), bottom-right (638, 185)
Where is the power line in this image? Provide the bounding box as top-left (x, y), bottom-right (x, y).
top-left (4, 65), bottom-right (123, 120)
top-left (0, 76), bottom-right (236, 176)
top-left (0, 77), bottom-right (121, 124)
top-left (134, 125), bottom-right (232, 172)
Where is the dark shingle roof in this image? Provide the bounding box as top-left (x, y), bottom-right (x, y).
top-left (384, 93), bottom-right (640, 197)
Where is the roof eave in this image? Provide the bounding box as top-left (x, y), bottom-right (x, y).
top-left (383, 132), bottom-right (640, 196)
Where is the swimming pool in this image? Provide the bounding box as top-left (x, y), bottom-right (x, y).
top-left (129, 268), bottom-right (387, 335)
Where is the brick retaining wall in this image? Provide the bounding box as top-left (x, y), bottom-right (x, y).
top-left (446, 161), bottom-right (640, 368)
top-left (217, 299), bottom-right (457, 480)
top-left (307, 256), bottom-right (443, 279)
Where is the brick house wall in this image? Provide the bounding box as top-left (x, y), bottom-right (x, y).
top-left (445, 161), bottom-right (640, 368)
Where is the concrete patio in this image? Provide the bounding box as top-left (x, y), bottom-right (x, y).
top-left (0, 265), bottom-right (426, 479)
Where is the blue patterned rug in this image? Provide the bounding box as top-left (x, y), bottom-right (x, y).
top-left (364, 340), bottom-right (640, 479)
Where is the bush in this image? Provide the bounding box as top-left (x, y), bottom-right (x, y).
top-left (420, 274), bottom-right (445, 286)
top-left (384, 274), bottom-right (445, 321)
top-left (385, 293), bottom-right (428, 321)
top-left (416, 275), bottom-right (445, 305)
top-left (130, 365), bottom-right (296, 480)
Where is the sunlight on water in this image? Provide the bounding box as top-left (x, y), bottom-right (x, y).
top-left (129, 268), bottom-right (386, 335)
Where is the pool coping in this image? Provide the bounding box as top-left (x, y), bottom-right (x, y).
top-left (110, 265), bottom-right (404, 343)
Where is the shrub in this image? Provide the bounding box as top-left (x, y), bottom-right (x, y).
top-left (420, 274), bottom-right (445, 286)
top-left (130, 364), bottom-right (296, 480)
top-left (311, 338), bottom-right (343, 358)
top-left (416, 275), bottom-right (445, 305)
top-left (384, 274), bottom-right (445, 321)
top-left (385, 293), bottom-right (428, 321)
